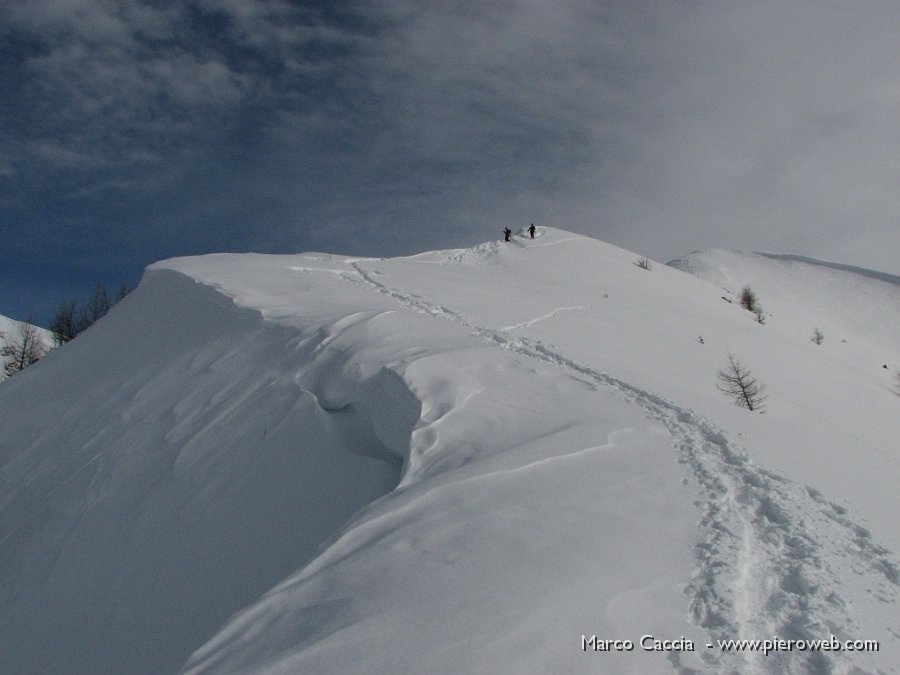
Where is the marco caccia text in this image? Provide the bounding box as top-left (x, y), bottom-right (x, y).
top-left (582, 635), bottom-right (695, 652)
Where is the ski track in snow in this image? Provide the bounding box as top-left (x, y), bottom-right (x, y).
top-left (499, 306), bottom-right (588, 332)
top-left (292, 251), bottom-right (900, 675)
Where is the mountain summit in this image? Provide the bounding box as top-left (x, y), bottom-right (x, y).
top-left (1, 228), bottom-right (898, 674)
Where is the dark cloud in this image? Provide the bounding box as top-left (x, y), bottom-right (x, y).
top-left (1, 1), bottom-right (898, 324)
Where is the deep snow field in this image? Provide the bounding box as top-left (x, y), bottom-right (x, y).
top-left (1, 227), bottom-right (898, 674)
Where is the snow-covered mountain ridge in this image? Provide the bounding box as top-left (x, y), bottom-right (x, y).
top-left (1, 228), bottom-right (898, 674)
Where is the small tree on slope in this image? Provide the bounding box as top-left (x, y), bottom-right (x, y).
top-left (716, 354), bottom-right (767, 412)
top-left (50, 300), bottom-right (78, 346)
top-left (78, 283), bottom-right (112, 332)
top-left (739, 285), bottom-right (766, 323)
top-left (740, 285), bottom-right (759, 313)
top-left (2, 321), bottom-right (46, 377)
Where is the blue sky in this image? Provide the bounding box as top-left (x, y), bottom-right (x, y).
top-left (3, 1), bottom-right (900, 326)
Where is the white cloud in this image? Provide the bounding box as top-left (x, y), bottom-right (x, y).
top-left (3, 0), bottom-right (899, 275)
top-left (338, 1), bottom-right (900, 272)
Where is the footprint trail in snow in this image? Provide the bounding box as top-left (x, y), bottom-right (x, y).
top-left (310, 252), bottom-right (900, 674)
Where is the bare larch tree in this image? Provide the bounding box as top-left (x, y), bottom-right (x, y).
top-left (716, 354), bottom-right (767, 412)
top-left (2, 321), bottom-right (47, 377)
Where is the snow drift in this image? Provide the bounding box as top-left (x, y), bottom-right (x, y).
top-left (1, 228), bottom-right (898, 674)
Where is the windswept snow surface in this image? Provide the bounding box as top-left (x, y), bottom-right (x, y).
top-left (1, 228), bottom-right (898, 674)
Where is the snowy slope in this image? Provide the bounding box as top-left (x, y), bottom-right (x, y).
top-left (669, 249), bottom-right (900, 550)
top-left (1, 228), bottom-right (898, 674)
top-left (0, 314), bottom-right (53, 380)
top-left (669, 248), bottom-right (900, 369)
top-left (0, 314), bottom-right (27, 341)
top-left (0, 314), bottom-right (52, 344)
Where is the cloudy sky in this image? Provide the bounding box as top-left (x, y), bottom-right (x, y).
top-left (2, 0), bottom-right (899, 325)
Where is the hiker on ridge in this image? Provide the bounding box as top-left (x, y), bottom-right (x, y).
top-left (504, 227), bottom-right (512, 242)
top-left (528, 224), bottom-right (536, 239)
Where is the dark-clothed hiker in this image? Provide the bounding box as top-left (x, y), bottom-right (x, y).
top-left (528, 224), bottom-right (536, 239)
top-left (504, 227), bottom-right (512, 242)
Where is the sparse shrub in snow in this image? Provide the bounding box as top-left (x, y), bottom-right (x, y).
top-left (738, 286), bottom-right (766, 323)
top-left (716, 354), bottom-right (767, 412)
top-left (811, 327), bottom-right (824, 345)
top-left (740, 285), bottom-right (760, 312)
top-left (635, 257), bottom-right (652, 270)
top-left (2, 321), bottom-right (46, 377)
